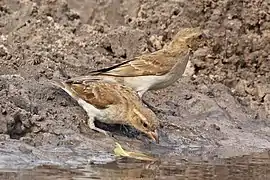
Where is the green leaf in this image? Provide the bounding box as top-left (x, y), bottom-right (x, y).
top-left (113, 142), bottom-right (157, 161)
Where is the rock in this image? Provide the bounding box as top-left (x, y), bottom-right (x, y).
top-left (256, 84), bottom-right (270, 100)
top-left (263, 94), bottom-right (270, 116)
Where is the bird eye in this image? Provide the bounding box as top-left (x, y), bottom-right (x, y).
top-left (143, 122), bottom-right (148, 128)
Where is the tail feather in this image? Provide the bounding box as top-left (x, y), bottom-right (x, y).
top-left (66, 75), bottom-right (107, 83)
top-left (66, 75), bottom-right (120, 86)
top-left (50, 79), bottom-right (80, 101)
top-left (50, 79), bottom-right (66, 89)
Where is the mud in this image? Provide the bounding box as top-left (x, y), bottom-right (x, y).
top-left (0, 0), bottom-right (270, 168)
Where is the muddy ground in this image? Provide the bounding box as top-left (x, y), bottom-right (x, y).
top-left (0, 0), bottom-right (270, 168)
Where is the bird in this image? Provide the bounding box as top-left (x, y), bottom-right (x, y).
top-left (67, 27), bottom-right (206, 99)
top-left (51, 79), bottom-right (160, 143)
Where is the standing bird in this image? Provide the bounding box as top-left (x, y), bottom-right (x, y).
top-left (68, 28), bottom-right (205, 99)
top-left (51, 79), bottom-right (160, 143)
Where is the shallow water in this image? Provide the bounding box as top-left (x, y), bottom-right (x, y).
top-left (0, 151), bottom-right (269, 180)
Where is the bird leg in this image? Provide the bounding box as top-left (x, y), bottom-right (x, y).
top-left (87, 117), bottom-right (109, 137)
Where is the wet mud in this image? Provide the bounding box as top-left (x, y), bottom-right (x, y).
top-left (0, 0), bottom-right (270, 169)
top-left (1, 151), bottom-right (270, 179)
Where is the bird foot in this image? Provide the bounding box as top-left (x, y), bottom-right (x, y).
top-left (88, 120), bottom-right (111, 137)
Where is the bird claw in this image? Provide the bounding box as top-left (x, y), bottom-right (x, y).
top-left (91, 127), bottom-right (111, 137)
top-left (88, 119), bottom-right (112, 137)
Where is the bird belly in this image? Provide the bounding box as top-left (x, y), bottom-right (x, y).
top-left (123, 74), bottom-right (174, 93)
top-left (77, 98), bottom-right (109, 122)
top-left (148, 73), bottom-right (178, 90)
top-left (77, 98), bottom-right (127, 125)
top-left (148, 52), bottom-right (190, 90)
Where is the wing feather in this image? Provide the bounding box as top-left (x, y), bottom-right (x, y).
top-left (90, 51), bottom-right (177, 77)
top-left (69, 82), bottom-right (120, 109)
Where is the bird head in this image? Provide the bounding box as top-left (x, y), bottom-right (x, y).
top-left (168, 27), bottom-right (207, 51)
top-left (128, 107), bottom-right (160, 143)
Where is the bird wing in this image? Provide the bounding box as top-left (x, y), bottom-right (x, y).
top-left (66, 75), bottom-right (112, 84)
top-left (69, 82), bottom-right (120, 109)
top-left (90, 51), bottom-right (177, 77)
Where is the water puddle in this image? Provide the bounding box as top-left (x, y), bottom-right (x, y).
top-left (0, 151), bottom-right (269, 179)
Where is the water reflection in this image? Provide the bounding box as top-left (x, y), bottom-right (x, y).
top-left (0, 151), bottom-right (269, 180)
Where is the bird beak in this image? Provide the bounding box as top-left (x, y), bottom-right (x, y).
top-left (147, 130), bottom-right (159, 143)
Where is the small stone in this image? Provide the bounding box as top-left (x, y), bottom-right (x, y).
top-left (234, 80), bottom-right (246, 96)
top-left (183, 60), bottom-right (195, 77)
top-left (0, 45), bottom-right (8, 57)
top-left (184, 94), bottom-right (192, 100)
top-left (0, 134), bottom-right (10, 141)
top-left (256, 84), bottom-right (270, 100)
top-left (149, 35), bottom-right (162, 50)
top-left (263, 94), bottom-right (270, 115)
top-left (1, 109), bottom-right (7, 115)
top-left (210, 124), bottom-right (221, 131)
top-left (31, 114), bottom-right (44, 122)
top-left (19, 145), bottom-right (32, 154)
top-left (60, 100), bottom-right (68, 107)
top-left (236, 126), bottom-right (242, 129)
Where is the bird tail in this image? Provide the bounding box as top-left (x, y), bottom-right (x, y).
top-left (66, 75), bottom-right (100, 83)
top-left (50, 79), bottom-right (80, 101)
top-left (51, 79), bottom-right (66, 89)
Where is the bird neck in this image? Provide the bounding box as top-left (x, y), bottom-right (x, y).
top-left (163, 42), bottom-right (189, 57)
top-left (167, 39), bottom-right (188, 50)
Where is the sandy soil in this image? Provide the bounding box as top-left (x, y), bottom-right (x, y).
top-left (0, 0), bottom-right (269, 168)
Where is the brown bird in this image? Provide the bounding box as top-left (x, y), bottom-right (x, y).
top-left (51, 79), bottom-right (160, 143)
top-left (68, 27), bottom-right (205, 99)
